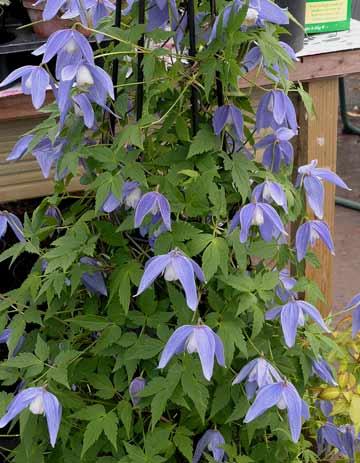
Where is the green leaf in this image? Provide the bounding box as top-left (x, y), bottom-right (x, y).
top-left (47, 366), bottom-right (70, 389)
top-left (251, 306), bottom-right (264, 339)
top-left (72, 404), bottom-right (106, 421)
top-left (231, 155), bottom-right (251, 202)
top-left (350, 396), bottom-right (360, 433)
top-left (81, 419), bottom-right (103, 458)
top-left (151, 365), bottom-right (181, 428)
top-left (69, 315), bottom-right (111, 331)
top-left (187, 127), bottom-right (220, 158)
top-left (102, 412), bottom-right (118, 450)
top-left (35, 335), bottom-right (50, 362)
top-left (202, 237), bottom-right (229, 281)
top-left (118, 124), bottom-right (144, 149)
top-left (181, 365), bottom-right (209, 423)
top-left (173, 428), bottom-right (193, 462)
top-left (118, 400), bottom-right (132, 438)
top-left (5, 353), bottom-right (43, 369)
top-left (125, 335), bottom-right (163, 360)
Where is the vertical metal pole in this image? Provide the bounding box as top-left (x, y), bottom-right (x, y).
top-left (186, 0), bottom-right (199, 135)
top-left (136, 0), bottom-right (145, 121)
top-left (110, 0), bottom-right (122, 133)
top-left (209, 0), bottom-right (224, 108)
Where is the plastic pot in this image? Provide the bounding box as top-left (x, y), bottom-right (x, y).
top-left (275, 0), bottom-right (306, 53)
top-left (22, 0), bottom-right (90, 38)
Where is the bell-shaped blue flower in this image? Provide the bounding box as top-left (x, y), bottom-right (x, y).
top-left (252, 180), bottom-right (288, 212)
top-left (135, 249), bottom-right (205, 310)
top-left (295, 220), bottom-right (335, 262)
top-left (213, 104), bottom-right (244, 141)
top-left (275, 269), bottom-right (297, 302)
top-left (102, 181), bottom-right (141, 213)
top-left (232, 357), bottom-right (282, 399)
top-left (265, 299), bottom-right (330, 348)
top-left (193, 429), bottom-right (225, 463)
top-left (0, 66), bottom-right (50, 110)
top-left (0, 387), bottom-right (61, 447)
top-left (0, 211), bottom-right (25, 242)
top-left (256, 127), bottom-right (295, 172)
top-left (317, 423), bottom-right (357, 461)
top-left (135, 191), bottom-right (171, 231)
top-left (244, 380), bottom-right (307, 443)
top-left (348, 293), bottom-right (360, 338)
top-left (230, 202), bottom-right (287, 243)
top-left (129, 377), bottom-right (146, 406)
top-left (297, 160), bottom-right (350, 219)
top-left (80, 257), bottom-right (107, 296)
top-left (312, 357), bottom-right (337, 386)
top-left (256, 90), bottom-right (298, 133)
top-left (158, 324), bottom-right (225, 381)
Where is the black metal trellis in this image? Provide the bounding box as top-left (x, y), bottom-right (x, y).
top-left (110, 0), bottom-right (225, 141)
top-left (110, 0), bottom-right (122, 133)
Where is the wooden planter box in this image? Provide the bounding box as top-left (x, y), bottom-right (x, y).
top-left (0, 88), bottom-right (83, 203)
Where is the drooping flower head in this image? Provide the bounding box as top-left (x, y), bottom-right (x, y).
top-left (134, 191), bottom-right (171, 231)
top-left (275, 268), bottom-right (297, 302)
top-left (317, 423), bottom-right (357, 461)
top-left (80, 257), bottom-right (107, 296)
top-left (265, 300), bottom-right (330, 348)
top-left (193, 429), bottom-right (225, 463)
top-left (296, 160), bottom-right (350, 219)
top-left (135, 249), bottom-right (205, 310)
top-left (256, 90), bottom-right (298, 133)
top-left (348, 293), bottom-right (360, 338)
top-left (243, 42), bottom-right (298, 80)
top-left (0, 211), bottom-right (25, 242)
top-left (295, 220), bottom-right (335, 262)
top-left (312, 357), bottom-right (338, 386)
top-left (0, 66), bottom-right (50, 110)
top-left (230, 202), bottom-right (287, 244)
top-left (129, 377), bottom-right (146, 406)
top-left (255, 128), bottom-right (296, 172)
top-left (244, 380), bottom-right (307, 443)
top-left (158, 324), bottom-right (225, 380)
top-left (0, 387), bottom-right (61, 447)
top-left (45, 206), bottom-right (62, 225)
top-left (102, 181), bottom-right (141, 213)
top-left (252, 180), bottom-right (288, 212)
top-left (213, 104), bottom-right (244, 142)
top-left (232, 357), bottom-right (282, 399)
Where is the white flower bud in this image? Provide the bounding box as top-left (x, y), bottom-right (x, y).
top-left (243, 8), bottom-right (259, 27)
top-left (251, 206), bottom-right (264, 226)
top-left (65, 38), bottom-right (78, 54)
top-left (164, 262), bottom-right (178, 282)
top-left (124, 187), bottom-right (142, 209)
top-left (29, 394), bottom-right (45, 415)
top-left (76, 65), bottom-right (94, 88)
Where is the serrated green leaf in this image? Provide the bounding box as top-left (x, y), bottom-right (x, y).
top-left (187, 127), bottom-right (219, 158)
top-left (181, 367), bottom-right (209, 423)
top-left (35, 335), bottom-right (49, 362)
top-left (202, 237), bottom-right (229, 281)
top-left (81, 419), bottom-right (103, 458)
top-left (174, 428), bottom-right (193, 462)
top-left (118, 400), bottom-right (132, 438)
top-left (102, 412), bottom-right (118, 450)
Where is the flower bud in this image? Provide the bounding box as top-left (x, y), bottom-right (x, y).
top-left (319, 387), bottom-right (340, 400)
top-left (129, 377), bottom-right (146, 406)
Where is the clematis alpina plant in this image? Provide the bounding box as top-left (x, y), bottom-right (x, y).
top-left (0, 0), bottom-right (358, 461)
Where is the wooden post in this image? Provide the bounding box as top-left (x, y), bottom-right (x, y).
top-left (296, 77), bottom-right (339, 315)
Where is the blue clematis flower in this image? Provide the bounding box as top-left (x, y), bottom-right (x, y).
top-left (33, 29), bottom-right (94, 80)
top-left (0, 66), bottom-right (50, 110)
top-left (255, 127), bottom-right (295, 172)
top-left (0, 387), bottom-right (61, 447)
top-left (348, 293), bottom-right (360, 338)
top-left (193, 429), bottom-right (226, 463)
top-left (243, 42), bottom-right (298, 80)
top-left (295, 220), bottom-right (335, 262)
top-left (244, 380), bottom-right (307, 442)
top-left (232, 357), bottom-right (282, 399)
top-left (0, 211), bottom-right (25, 242)
top-left (296, 160), bottom-right (351, 219)
top-left (135, 249), bottom-right (205, 310)
top-left (129, 377), bottom-right (146, 406)
top-left (275, 268), bottom-right (297, 303)
top-left (208, 0), bottom-right (288, 43)
top-left (256, 90), bottom-right (298, 133)
top-left (80, 257), bottom-right (107, 296)
top-left (230, 202), bottom-right (288, 243)
top-left (135, 191), bottom-right (172, 231)
top-left (213, 104), bottom-right (244, 141)
top-left (312, 357), bottom-right (337, 386)
top-left (102, 181), bottom-right (141, 213)
top-left (265, 299), bottom-right (330, 348)
top-left (158, 324), bottom-right (225, 381)
top-left (252, 180), bottom-right (288, 212)
top-left (317, 423), bottom-right (358, 462)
